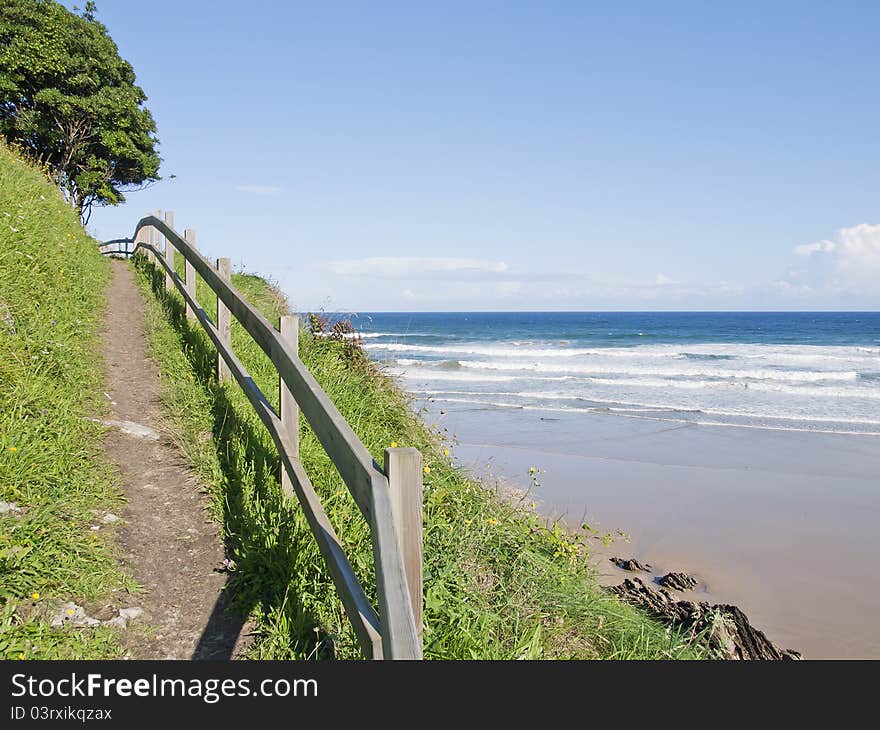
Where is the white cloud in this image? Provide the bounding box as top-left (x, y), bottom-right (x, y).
top-left (793, 240), bottom-right (836, 256)
top-left (293, 226), bottom-right (880, 309)
top-left (835, 223), bottom-right (880, 275)
top-left (791, 223), bottom-right (880, 294)
top-left (325, 256), bottom-right (509, 278)
top-left (235, 185), bottom-right (281, 195)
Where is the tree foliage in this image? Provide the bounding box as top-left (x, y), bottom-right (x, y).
top-left (0, 0), bottom-right (160, 221)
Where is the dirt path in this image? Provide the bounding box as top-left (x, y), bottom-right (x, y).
top-left (99, 259), bottom-right (250, 659)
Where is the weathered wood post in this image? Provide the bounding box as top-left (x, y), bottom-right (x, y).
top-left (164, 211), bottom-right (175, 291)
top-left (279, 315), bottom-right (300, 491)
top-left (145, 216), bottom-right (153, 261)
top-left (135, 223), bottom-right (149, 261)
top-left (135, 215), bottom-right (149, 261)
top-left (384, 447), bottom-right (424, 645)
top-left (184, 229), bottom-right (197, 322)
top-left (216, 257), bottom-right (232, 383)
top-left (151, 209), bottom-right (162, 265)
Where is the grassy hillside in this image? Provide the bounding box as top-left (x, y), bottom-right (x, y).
top-left (0, 145), bottom-right (129, 659)
top-left (136, 251), bottom-right (703, 659)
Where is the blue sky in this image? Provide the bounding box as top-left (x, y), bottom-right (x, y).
top-left (78, 1), bottom-right (879, 311)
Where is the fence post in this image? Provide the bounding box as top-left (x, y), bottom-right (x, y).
top-left (140, 214), bottom-right (152, 262)
top-left (134, 224), bottom-right (148, 260)
top-left (384, 447), bottom-right (423, 646)
top-left (151, 209), bottom-right (162, 265)
top-left (216, 257), bottom-right (232, 383)
top-left (279, 315), bottom-right (300, 491)
top-left (164, 211), bottom-right (175, 291)
top-left (184, 229), bottom-right (197, 322)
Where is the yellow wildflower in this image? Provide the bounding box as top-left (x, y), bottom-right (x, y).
top-left (390, 441), bottom-right (398, 448)
top-left (465, 519), bottom-right (472, 526)
top-left (9, 446), bottom-right (17, 453)
top-left (31, 592), bottom-right (39, 600)
top-left (18, 653), bottom-right (24, 660)
top-left (443, 449), bottom-right (450, 456)
top-left (66, 608), bottom-right (74, 616)
top-left (487, 517), bottom-right (498, 526)
top-left (423, 466), bottom-right (431, 475)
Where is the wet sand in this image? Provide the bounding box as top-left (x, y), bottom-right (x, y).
top-left (425, 402), bottom-right (880, 659)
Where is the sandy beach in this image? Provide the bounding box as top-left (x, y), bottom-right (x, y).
top-left (426, 402), bottom-right (880, 659)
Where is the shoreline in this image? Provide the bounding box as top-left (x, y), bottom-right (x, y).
top-left (420, 399), bottom-right (880, 659)
top-left (455, 452), bottom-right (804, 660)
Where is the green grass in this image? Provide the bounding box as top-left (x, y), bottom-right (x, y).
top-left (0, 145), bottom-right (130, 660)
top-left (135, 251), bottom-right (704, 660)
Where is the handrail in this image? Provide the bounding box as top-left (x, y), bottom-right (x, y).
top-left (100, 214), bottom-right (423, 660)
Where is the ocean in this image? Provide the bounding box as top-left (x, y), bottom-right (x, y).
top-left (332, 311), bottom-right (880, 657)
top-left (347, 311), bottom-right (880, 436)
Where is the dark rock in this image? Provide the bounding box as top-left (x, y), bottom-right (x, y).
top-left (612, 578), bottom-right (687, 619)
top-left (610, 556), bottom-right (652, 572)
top-left (711, 603), bottom-right (802, 661)
top-left (611, 577), bottom-right (801, 660)
top-left (659, 571), bottom-right (698, 591)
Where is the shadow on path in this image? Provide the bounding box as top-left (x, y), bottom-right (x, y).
top-left (135, 257), bottom-right (333, 660)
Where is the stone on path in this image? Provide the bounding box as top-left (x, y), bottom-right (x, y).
top-left (51, 602), bottom-right (144, 630)
top-left (102, 607), bottom-right (144, 630)
top-left (0, 501), bottom-right (22, 515)
top-left (51, 602), bottom-right (101, 628)
top-left (93, 418), bottom-right (160, 441)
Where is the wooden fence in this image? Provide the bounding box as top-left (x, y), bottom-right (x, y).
top-left (99, 212), bottom-right (423, 660)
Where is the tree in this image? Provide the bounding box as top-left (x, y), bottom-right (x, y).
top-left (0, 0), bottom-right (160, 222)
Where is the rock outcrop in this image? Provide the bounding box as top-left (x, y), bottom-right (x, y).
top-left (611, 577), bottom-right (801, 660)
top-left (659, 571), bottom-right (698, 591)
top-left (610, 556), bottom-right (652, 572)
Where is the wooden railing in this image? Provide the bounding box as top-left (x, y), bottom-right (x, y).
top-left (100, 212), bottom-right (423, 660)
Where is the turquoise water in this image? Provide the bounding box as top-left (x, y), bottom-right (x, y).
top-left (341, 312), bottom-right (880, 434)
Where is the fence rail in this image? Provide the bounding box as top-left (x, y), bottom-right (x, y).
top-left (100, 213), bottom-right (422, 660)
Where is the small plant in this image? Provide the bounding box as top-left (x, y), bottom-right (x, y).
top-left (307, 312), bottom-right (328, 335)
top-left (307, 312), bottom-right (371, 370)
top-left (547, 521), bottom-right (582, 566)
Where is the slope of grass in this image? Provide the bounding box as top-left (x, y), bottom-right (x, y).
top-left (135, 250), bottom-right (703, 660)
top-left (0, 145), bottom-right (129, 659)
